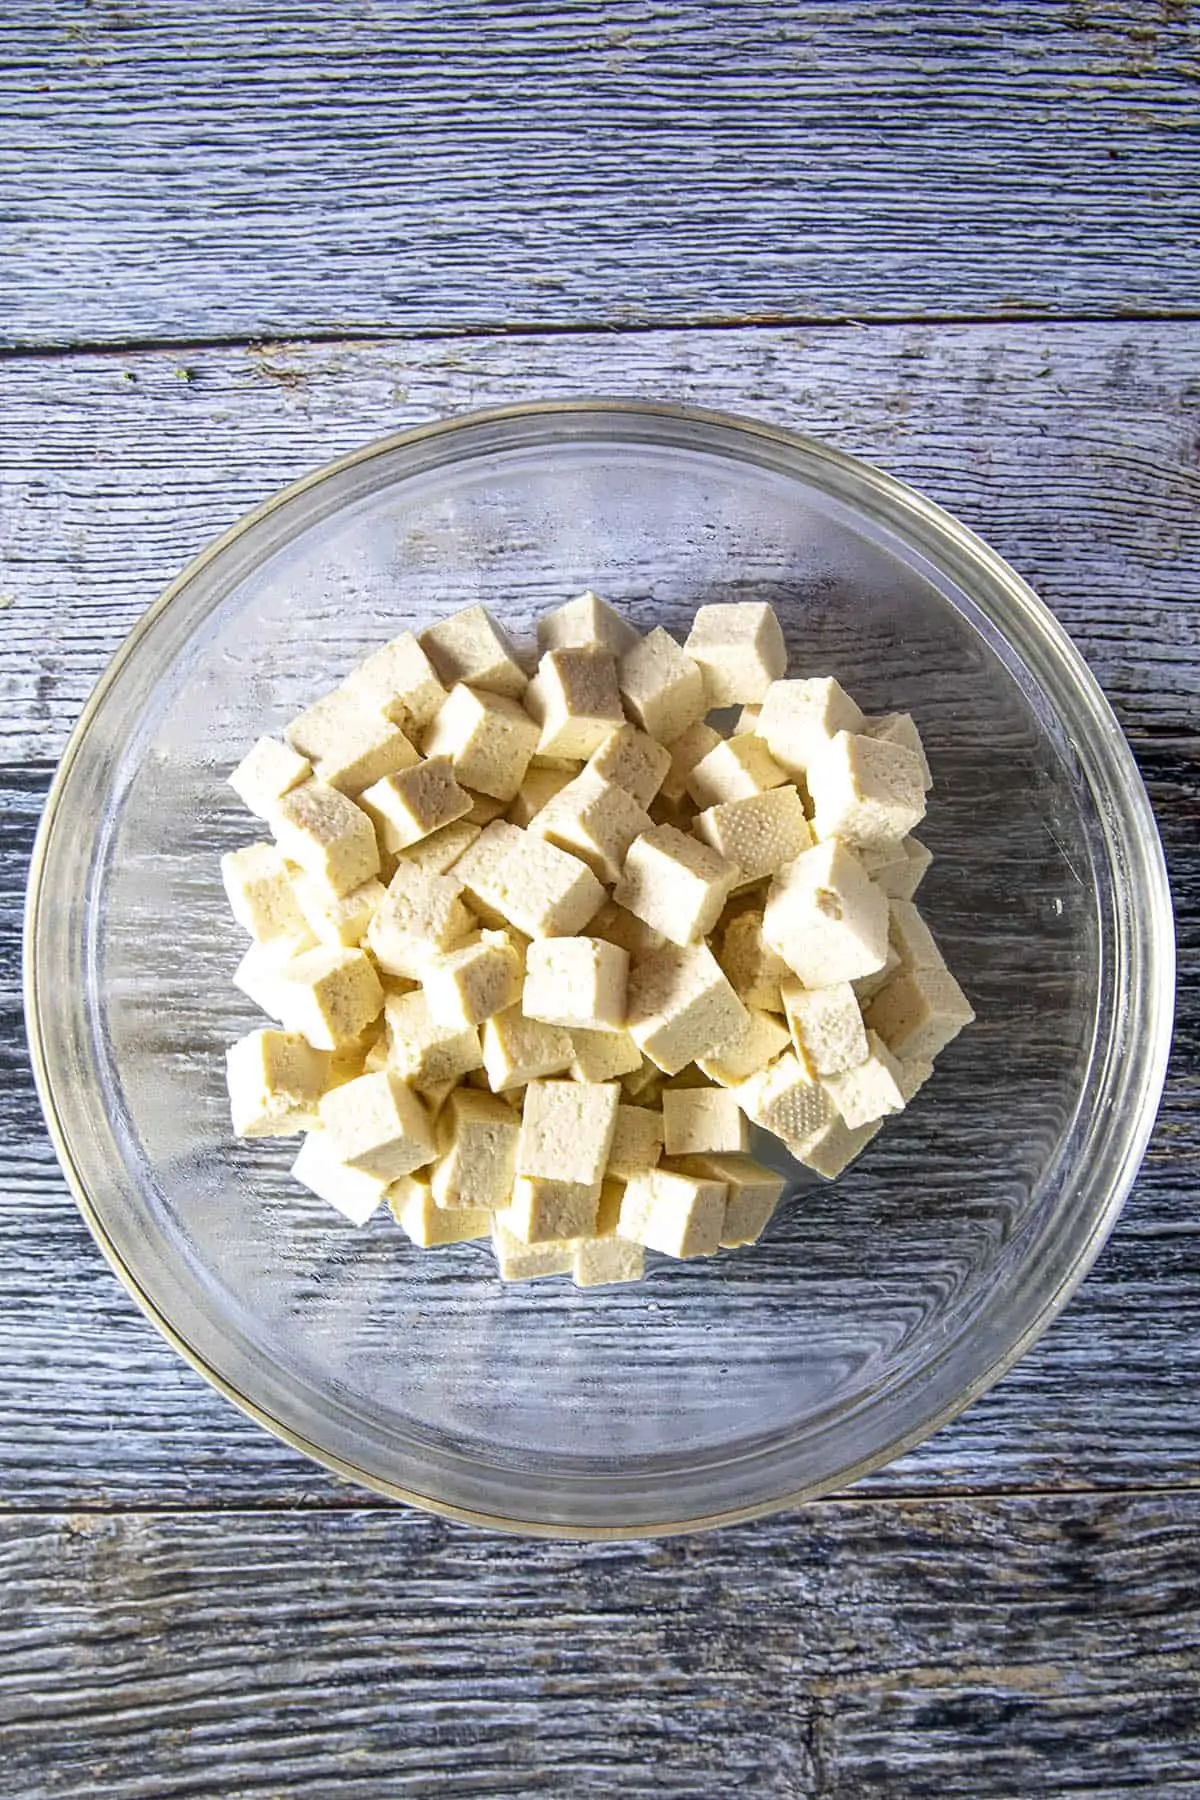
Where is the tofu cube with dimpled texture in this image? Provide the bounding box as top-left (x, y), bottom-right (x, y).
top-left (888, 898), bottom-right (946, 974)
top-left (491, 1218), bottom-right (577, 1280)
top-left (806, 731), bottom-right (927, 850)
top-left (735, 1050), bottom-right (833, 1157)
top-left (537, 591), bottom-right (641, 658)
top-left (292, 873), bottom-right (385, 949)
top-left (389, 1176), bottom-right (492, 1247)
top-left (618, 1167), bottom-right (727, 1259)
top-left (421, 683), bottom-right (539, 802)
top-left (567, 1028), bottom-right (642, 1084)
top-left (694, 787), bottom-right (812, 886)
top-left (801, 1113), bottom-right (884, 1179)
top-left (586, 725), bottom-right (670, 809)
top-left (228, 737), bottom-right (312, 819)
top-left (516, 1079), bottom-right (621, 1188)
top-left (291, 1132), bottom-right (391, 1226)
top-left (523, 937), bottom-right (629, 1034)
top-left (481, 1006), bottom-right (575, 1092)
top-left (342, 632), bottom-right (447, 731)
top-left (395, 818), bottom-right (481, 876)
top-left (530, 770), bottom-right (653, 885)
top-left (696, 1007), bottom-right (791, 1086)
top-left (714, 907), bottom-right (788, 1014)
top-left (573, 1180), bottom-right (646, 1287)
top-left (682, 602), bottom-right (788, 706)
top-left (419, 605), bottom-right (528, 698)
top-left (756, 677), bottom-right (865, 776)
top-left (671, 1153), bottom-right (785, 1248)
top-left (276, 946), bottom-right (384, 1050)
top-left (686, 734), bottom-right (788, 808)
top-left (384, 989), bottom-right (483, 1090)
top-left (226, 1028), bottom-right (331, 1137)
top-left (221, 843), bottom-right (314, 951)
top-left (821, 1030), bottom-right (907, 1128)
top-left (233, 943), bottom-right (300, 1023)
top-left (763, 839), bottom-right (889, 987)
top-left (318, 1070), bottom-right (436, 1180)
top-left (615, 825), bottom-right (738, 947)
top-left (360, 756), bottom-right (472, 854)
top-left (659, 721), bottom-right (721, 802)
top-left (502, 1175), bottom-right (601, 1245)
top-left (617, 628), bottom-right (706, 746)
top-left (863, 965), bottom-right (975, 1063)
top-left (588, 899), bottom-right (667, 960)
top-left (423, 930), bottom-right (523, 1029)
top-left (662, 1086), bottom-right (749, 1158)
top-left (366, 863), bottom-right (475, 979)
top-left (782, 978), bottom-right (869, 1077)
top-left (864, 711), bottom-right (933, 790)
top-left (606, 1104), bottom-right (665, 1179)
top-left (272, 783), bottom-right (381, 897)
top-left (525, 647), bottom-right (625, 759)
top-left (452, 820), bottom-right (604, 940)
top-left (430, 1088), bottom-right (520, 1210)
top-left (284, 689), bottom-right (419, 794)
top-left (507, 765), bottom-right (577, 828)
top-left (626, 942), bottom-right (749, 1076)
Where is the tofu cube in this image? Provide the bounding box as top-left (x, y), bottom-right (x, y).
top-left (491, 1218), bottom-right (576, 1280)
top-left (735, 1050), bottom-right (833, 1157)
top-left (606, 1103), bottom-right (665, 1179)
top-left (394, 818), bottom-right (481, 876)
top-left (756, 676), bottom-right (865, 776)
top-left (713, 907), bottom-right (789, 1013)
top-left (586, 724), bottom-right (671, 808)
top-left (419, 604), bottom-right (528, 698)
top-left (523, 937), bottom-right (629, 1034)
top-left (366, 863), bottom-right (475, 978)
top-left (342, 631), bottom-right (447, 731)
top-left (626, 942), bottom-right (750, 1075)
top-left (662, 1086), bottom-right (749, 1157)
top-left (877, 835), bottom-right (933, 902)
top-left (502, 1176), bottom-right (601, 1245)
top-left (271, 782), bottom-right (381, 897)
top-left (359, 756), bottom-right (472, 853)
top-left (567, 1028), bottom-right (643, 1084)
top-left (530, 770), bottom-right (653, 885)
top-left (525, 646), bottom-right (625, 758)
top-left (452, 820), bottom-right (604, 939)
top-left (864, 711), bottom-right (933, 789)
top-left (693, 786), bottom-right (813, 885)
top-left (888, 898), bottom-right (947, 973)
top-left (897, 1056), bottom-right (935, 1103)
top-left (228, 736), bottom-right (312, 819)
top-left (618, 1168), bottom-right (727, 1259)
top-left (284, 689), bottom-right (419, 794)
top-left (806, 730), bottom-right (927, 849)
top-left (317, 1070), bottom-right (436, 1180)
top-left (226, 1028), bottom-right (331, 1137)
top-left (291, 1131), bottom-right (391, 1226)
top-left (221, 843), bottom-right (314, 951)
top-left (696, 1006), bottom-right (791, 1086)
top-left (863, 965), bottom-right (976, 1062)
top-left (852, 940), bottom-right (901, 1004)
top-left (423, 930), bottom-right (524, 1029)
top-left (799, 1113), bottom-right (883, 1180)
top-left (389, 1176), bottom-right (492, 1247)
top-left (782, 978), bottom-right (869, 1076)
top-left (383, 988), bottom-right (484, 1089)
top-left (463, 791), bottom-right (509, 826)
top-left (481, 1005), bottom-right (575, 1092)
top-left (821, 1030), bottom-right (907, 1128)
top-left (763, 839), bottom-right (889, 987)
top-left (614, 825), bottom-right (738, 946)
top-left (506, 764), bottom-right (577, 828)
top-left (233, 943), bottom-right (302, 1023)
top-left (686, 733), bottom-right (788, 807)
top-left (621, 1057), bottom-right (665, 1104)
top-left (670, 1153), bottom-right (785, 1248)
top-left (421, 683), bottom-right (539, 802)
top-left (276, 946), bottom-right (384, 1050)
top-left (589, 899), bottom-right (667, 960)
top-left (659, 721), bottom-right (722, 802)
top-left (516, 1079), bottom-right (621, 1187)
top-left (617, 627), bottom-right (706, 746)
top-left (537, 590), bottom-right (641, 658)
top-left (573, 1233), bottom-right (645, 1287)
top-left (292, 873), bottom-right (385, 949)
top-left (430, 1088), bottom-right (520, 1210)
top-left (682, 601), bottom-right (787, 706)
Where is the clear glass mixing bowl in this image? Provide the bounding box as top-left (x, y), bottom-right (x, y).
top-left (25, 402), bottom-right (1174, 1535)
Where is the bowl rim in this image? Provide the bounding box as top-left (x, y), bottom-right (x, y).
top-left (24, 398), bottom-right (1177, 1537)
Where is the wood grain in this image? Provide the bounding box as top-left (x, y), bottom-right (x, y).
top-left (2, 0), bottom-right (1199, 349)
top-left (2, 1494), bottom-right (1199, 1798)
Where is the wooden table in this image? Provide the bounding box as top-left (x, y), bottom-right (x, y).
top-left (2, 4), bottom-right (1197, 1793)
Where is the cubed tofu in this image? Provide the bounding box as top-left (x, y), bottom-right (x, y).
top-left (523, 937), bottom-right (629, 1034)
top-left (852, 941), bottom-right (901, 1004)
top-left (615, 825), bottom-right (738, 947)
top-left (421, 683), bottom-right (539, 802)
top-left (462, 790), bottom-right (510, 826)
top-left (888, 898), bottom-right (946, 973)
top-left (617, 627), bottom-right (706, 745)
top-left (284, 689), bottom-right (420, 794)
top-left (419, 604), bottom-right (528, 698)
top-left (506, 764), bottom-right (577, 828)
top-left (430, 1088), bottom-right (520, 1210)
top-left (863, 966), bottom-right (976, 1062)
top-left (536, 590), bottom-right (641, 658)
top-left (662, 1086), bottom-right (749, 1157)
top-left (359, 756), bottom-right (472, 853)
top-left (762, 839), bottom-right (889, 987)
top-left (621, 1056), bottom-right (665, 1104)
top-left (226, 1028), bottom-right (331, 1137)
top-left (659, 720), bottom-right (722, 802)
top-left (693, 786), bottom-right (813, 885)
top-left (686, 733), bottom-right (788, 807)
top-left (228, 736), bottom-right (312, 819)
top-left (586, 724), bottom-right (671, 808)
top-left (525, 646), bottom-right (625, 758)
top-left (221, 842), bottom-right (315, 951)
top-left (233, 942), bottom-right (302, 1023)
top-left (670, 1152), bottom-right (785, 1248)
top-left (516, 1079), bottom-right (621, 1187)
top-left (806, 730), bottom-right (927, 849)
top-left (342, 631), bottom-right (447, 731)
top-left (383, 988), bottom-right (484, 1089)
top-left (276, 946), bottom-right (384, 1050)
top-left (573, 1232), bottom-right (645, 1287)
top-left (502, 1176), bottom-right (601, 1245)
top-left (481, 1005), bottom-right (575, 1092)
top-left (291, 1131), bottom-right (391, 1226)
top-left (395, 818), bottom-right (481, 876)
top-left (821, 1029), bottom-right (907, 1128)
top-left (756, 677), bottom-right (865, 776)
top-left (423, 930), bottom-right (524, 1028)
top-left (292, 873), bottom-right (385, 948)
top-left (781, 978), bottom-right (869, 1076)
top-left (735, 1050), bottom-right (833, 1157)
top-left (491, 1217), bottom-right (576, 1280)
top-left (567, 1028), bottom-right (643, 1084)
top-left (618, 1167), bottom-right (727, 1259)
top-left (877, 835), bottom-right (933, 902)
top-left (530, 769), bottom-right (653, 885)
top-left (452, 820), bottom-right (605, 939)
top-left (271, 782), bottom-right (381, 897)
top-left (389, 1176), bottom-right (492, 1247)
top-left (366, 862), bottom-right (475, 978)
top-left (317, 1070), bottom-right (436, 1180)
top-left (713, 907), bottom-right (789, 1013)
top-left (606, 1103), bottom-right (665, 1179)
top-left (696, 1006), bottom-right (791, 1085)
top-left (897, 1056), bottom-right (935, 1104)
top-left (797, 1112), bottom-right (883, 1179)
top-left (625, 942), bottom-right (749, 1075)
top-left (682, 602), bottom-right (788, 706)
top-left (588, 898), bottom-right (668, 960)
top-left (864, 711), bottom-right (933, 789)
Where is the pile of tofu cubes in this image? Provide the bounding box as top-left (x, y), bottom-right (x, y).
top-left (222, 593), bottom-right (973, 1286)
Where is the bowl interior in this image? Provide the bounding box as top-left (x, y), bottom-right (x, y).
top-left (31, 407), bottom-right (1151, 1533)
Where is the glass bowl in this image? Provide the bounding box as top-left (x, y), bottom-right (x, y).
top-left (25, 401), bottom-right (1174, 1537)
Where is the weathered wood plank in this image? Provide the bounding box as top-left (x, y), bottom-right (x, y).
top-left (2, 0), bottom-right (1199, 349)
top-left (2, 1495), bottom-right (1199, 1798)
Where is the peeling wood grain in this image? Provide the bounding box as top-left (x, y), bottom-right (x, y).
top-left (2, 0), bottom-right (1199, 348)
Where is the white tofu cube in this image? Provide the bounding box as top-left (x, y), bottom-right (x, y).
top-left (686, 733), bottom-right (788, 807)
top-left (781, 978), bottom-right (869, 1076)
top-left (537, 590), bottom-right (641, 658)
top-left (291, 1131), bottom-right (391, 1226)
top-left (696, 1007), bottom-right (791, 1086)
top-left (693, 787), bottom-right (813, 885)
top-left (567, 1028), bottom-right (643, 1084)
top-left (821, 1030), bottom-right (907, 1128)
top-left (481, 1005), bottom-right (575, 1092)
top-left (421, 683), bottom-right (539, 802)
top-left (463, 791), bottom-right (509, 826)
top-left (419, 604), bottom-right (528, 698)
top-left (275, 947), bottom-right (384, 1050)
top-left (797, 1114), bottom-right (883, 1179)
top-left (389, 1176), bottom-right (492, 1247)
top-left (452, 820), bottom-right (605, 939)
top-left (292, 873), bottom-right (385, 949)
top-left (852, 941), bottom-right (901, 1004)
top-left (763, 839), bottom-right (889, 987)
top-left (614, 825), bottom-right (738, 946)
top-left (366, 863), bottom-right (475, 979)
top-left (284, 689), bottom-right (420, 794)
top-left (897, 1056), bottom-right (935, 1103)
top-left (530, 770), bottom-right (653, 885)
top-left (618, 1167), bottom-right (727, 1259)
top-left (342, 631), bottom-right (447, 731)
top-left (221, 842), bottom-right (314, 951)
top-left (682, 602), bottom-right (787, 706)
top-left (621, 1057), bottom-right (665, 1104)
top-left (430, 1088), bottom-right (520, 1210)
top-left (525, 646), bottom-right (625, 758)
top-left (806, 730), bottom-right (927, 849)
top-left (586, 724), bottom-right (671, 808)
top-left (523, 937), bottom-right (629, 1034)
top-left (502, 1176), bottom-right (601, 1245)
top-left (662, 1087), bottom-right (749, 1157)
top-left (491, 1218), bottom-right (576, 1280)
top-left (233, 943), bottom-right (302, 1022)
top-left (659, 720), bottom-right (722, 802)
top-left (422, 930), bottom-right (523, 1029)
top-left (226, 1028), bottom-right (331, 1137)
top-left (589, 899), bottom-right (668, 960)
top-left (735, 1050), bottom-right (833, 1157)
top-left (756, 677), bottom-right (865, 775)
top-left (878, 835), bottom-right (933, 902)
top-left (573, 1232), bottom-right (645, 1287)
top-left (606, 1103), bottom-right (665, 1179)
top-left (271, 782), bottom-right (381, 897)
top-left (625, 942), bottom-right (749, 1075)
top-left (317, 1070), bottom-right (436, 1180)
top-left (359, 756), bottom-right (472, 853)
top-left (506, 765), bottom-right (577, 828)
top-left (228, 736), bottom-right (312, 819)
top-left (863, 965), bottom-right (975, 1062)
top-left (888, 898), bottom-right (946, 973)
top-left (713, 907), bottom-right (789, 1013)
top-left (617, 627), bottom-right (706, 745)
top-left (383, 988), bottom-right (483, 1089)
top-left (516, 1079), bottom-right (621, 1187)
top-left (394, 818), bottom-right (481, 876)
top-left (670, 1152), bottom-right (785, 1247)
top-left (864, 711), bottom-right (933, 789)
